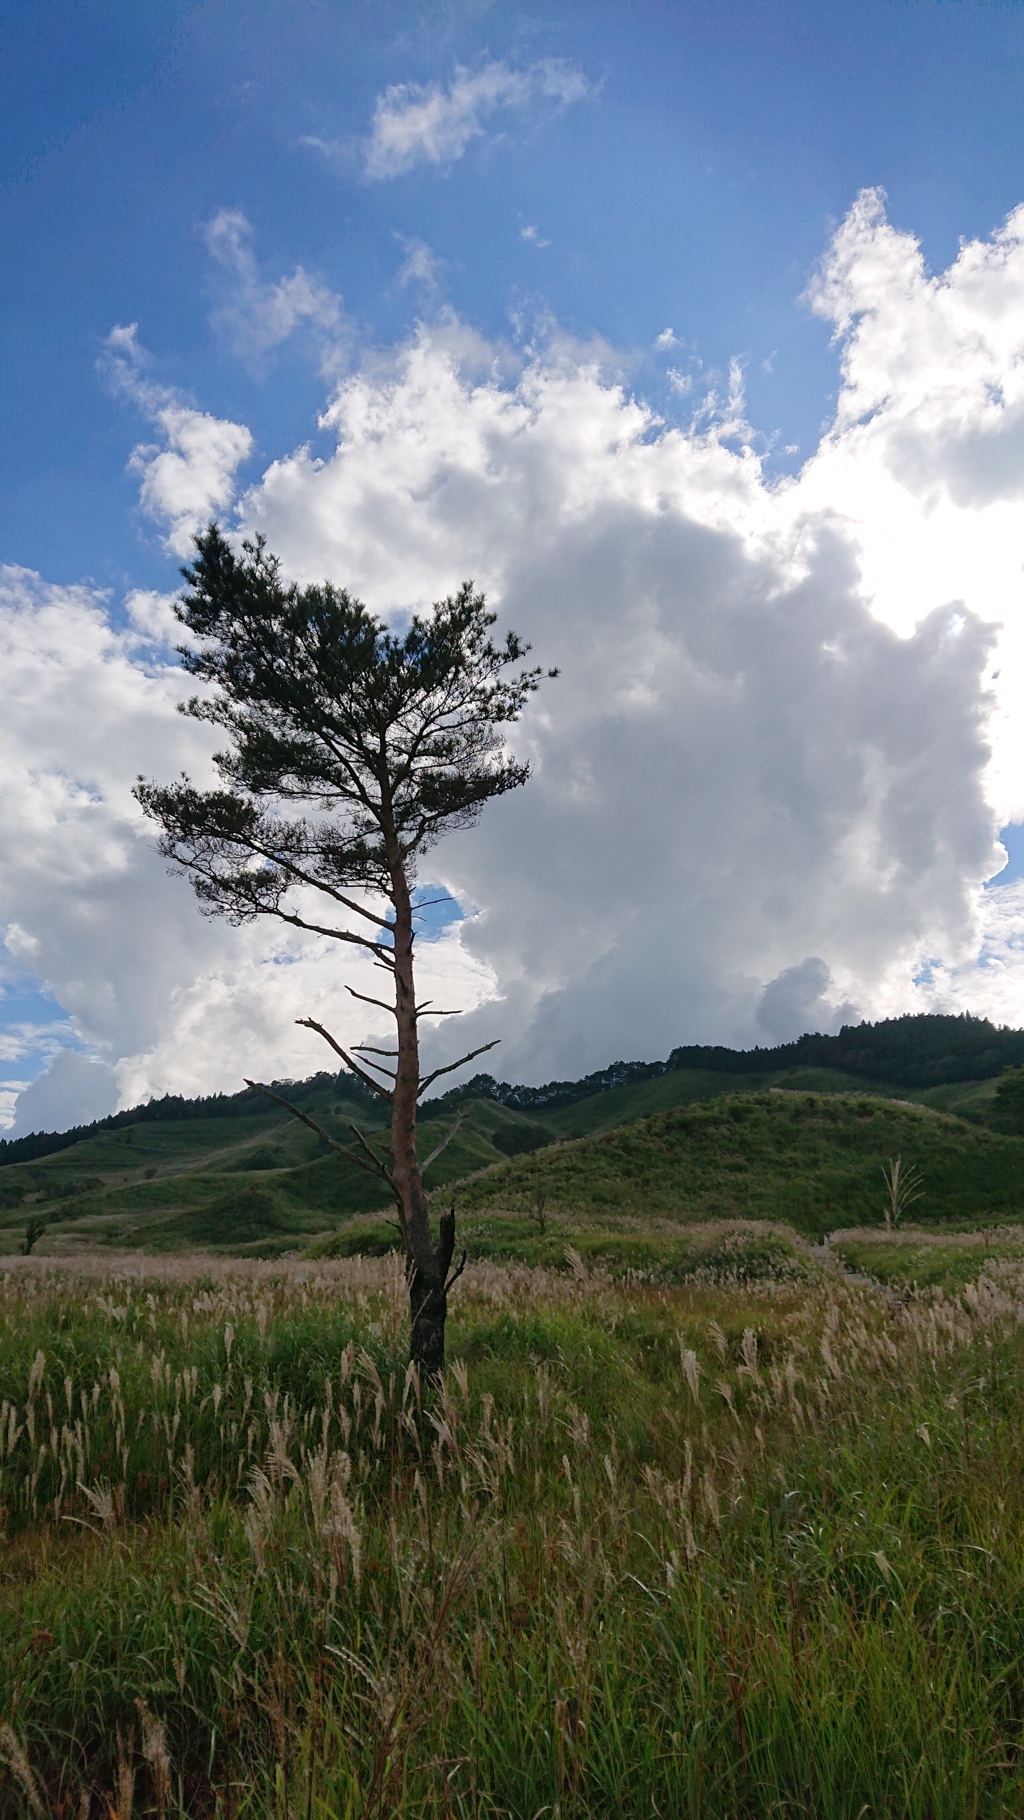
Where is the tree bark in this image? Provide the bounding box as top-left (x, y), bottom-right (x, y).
top-left (384, 809), bottom-right (452, 1373)
top-left (408, 1208), bottom-right (455, 1375)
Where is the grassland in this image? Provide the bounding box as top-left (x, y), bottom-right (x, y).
top-left (453, 1091), bottom-right (1024, 1231)
top-left (3, 1081), bottom-right (1023, 1265)
top-left (2, 1246), bottom-right (1024, 1816)
top-left (4, 1045), bottom-right (1024, 1812)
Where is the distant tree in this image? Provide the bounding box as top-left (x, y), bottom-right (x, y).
top-left (135, 525), bottom-right (554, 1372)
top-left (20, 1214), bottom-right (47, 1257)
top-left (993, 1064), bottom-right (1024, 1134)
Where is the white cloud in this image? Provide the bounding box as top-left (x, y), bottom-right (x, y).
top-left (124, 588), bottom-right (181, 648)
top-left (395, 235), bottom-right (444, 293)
top-left (361, 59), bottom-right (592, 180)
top-left (755, 957), bottom-right (859, 1045)
top-left (101, 325), bottom-right (253, 556)
top-left (7, 190), bottom-right (1024, 1123)
top-left (9, 1050), bottom-right (118, 1138)
top-left (0, 1017), bottom-right (74, 1067)
top-left (799, 187), bottom-right (1024, 824)
top-left (520, 224), bottom-right (551, 248)
top-left (233, 199), bottom-right (1024, 1078)
top-left (0, 564), bottom-right (496, 1130)
top-left (203, 208), bottom-right (346, 372)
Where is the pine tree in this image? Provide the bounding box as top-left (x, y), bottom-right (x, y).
top-left (135, 525), bottom-right (554, 1370)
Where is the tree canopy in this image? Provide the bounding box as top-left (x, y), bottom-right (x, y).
top-left (136, 525), bottom-right (554, 1369)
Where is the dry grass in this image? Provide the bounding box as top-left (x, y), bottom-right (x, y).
top-left (0, 1246), bottom-right (1023, 1815)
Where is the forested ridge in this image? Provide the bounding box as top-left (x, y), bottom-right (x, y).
top-left (3, 1012), bottom-right (1021, 1168)
top-left (445, 1011), bottom-right (1024, 1110)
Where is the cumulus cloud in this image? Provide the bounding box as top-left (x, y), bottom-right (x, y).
top-left (800, 186), bottom-right (1024, 820)
top-left (0, 564), bottom-right (496, 1132)
top-left (203, 208), bottom-right (346, 372)
top-left (755, 958), bottom-right (859, 1045)
top-left (123, 588), bottom-right (182, 648)
top-left (234, 279), bottom-right (1005, 1075)
top-left (7, 190), bottom-right (1024, 1124)
top-left (0, 565), bottom-right (220, 1091)
top-left (100, 325), bottom-right (253, 556)
top-left (359, 59), bottom-right (592, 179)
top-left (9, 1050), bottom-right (118, 1138)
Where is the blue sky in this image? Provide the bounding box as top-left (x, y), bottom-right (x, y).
top-left (5, 0), bottom-right (1024, 596)
top-left (6, 0), bottom-right (1024, 1132)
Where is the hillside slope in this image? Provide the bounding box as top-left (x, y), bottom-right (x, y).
top-left (2, 1033), bottom-right (1022, 1257)
top-left (450, 1091), bottom-right (1024, 1238)
top-left (0, 1091), bottom-right (534, 1256)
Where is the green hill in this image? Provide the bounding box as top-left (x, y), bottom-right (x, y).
top-left (315, 1088), bottom-right (1024, 1279)
top-left (4, 1013), bottom-right (1024, 1258)
top-left (443, 1092), bottom-right (1024, 1236)
top-left (0, 1085), bottom-right (1016, 1260)
top-left (0, 1098), bottom-right (501, 1257)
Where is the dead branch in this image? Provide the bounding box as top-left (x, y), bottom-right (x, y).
top-left (444, 1251), bottom-right (468, 1296)
top-left (354, 1055), bottom-right (398, 1082)
top-left (346, 1120), bottom-right (400, 1198)
top-left (243, 1080), bottom-right (398, 1193)
top-left (345, 983), bottom-right (398, 1018)
top-left (420, 1112), bottom-right (464, 1171)
top-left (417, 1039), bottom-right (501, 1096)
top-left (296, 1017), bottom-right (394, 1103)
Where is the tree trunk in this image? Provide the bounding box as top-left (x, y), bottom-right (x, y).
top-left (385, 826), bottom-right (452, 1373)
top-left (407, 1208), bottom-right (455, 1375)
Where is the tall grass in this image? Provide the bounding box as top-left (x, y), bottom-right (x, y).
top-left (1, 1248), bottom-right (1024, 1815)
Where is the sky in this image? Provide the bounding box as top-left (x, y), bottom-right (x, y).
top-left (5, 0), bottom-right (1024, 1134)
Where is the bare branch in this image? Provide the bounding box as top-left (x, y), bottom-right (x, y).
top-left (353, 1044), bottom-right (399, 1058)
top-left (420, 1111), bottom-right (464, 1171)
top-left (346, 1120), bottom-right (400, 1196)
top-left (224, 843), bottom-right (393, 930)
top-left (325, 890), bottom-right (393, 930)
top-left (346, 983), bottom-right (398, 1018)
top-left (243, 1079), bottom-right (397, 1192)
top-left (444, 1251), bottom-right (468, 1296)
top-left (355, 1056), bottom-right (398, 1082)
top-left (296, 1018), bottom-right (394, 1103)
top-left (417, 1039), bottom-right (501, 1096)
top-left (416, 1005), bottom-right (464, 1018)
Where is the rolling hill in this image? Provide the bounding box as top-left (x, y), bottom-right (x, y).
top-left (2, 1013), bottom-right (1024, 1258)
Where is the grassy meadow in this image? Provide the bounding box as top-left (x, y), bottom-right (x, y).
top-left (315, 1091), bottom-right (1024, 1269)
top-left (4, 1061), bottom-right (1024, 1814)
top-left (2, 1243), bottom-right (1024, 1816)
top-left (5, 1085), bottom-right (1024, 1264)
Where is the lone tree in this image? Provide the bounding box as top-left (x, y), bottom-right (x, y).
top-left (136, 525), bottom-right (553, 1372)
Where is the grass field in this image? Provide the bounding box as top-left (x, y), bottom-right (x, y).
top-left (4, 1086), bottom-right (1023, 1264)
top-left (446, 1090), bottom-right (1024, 1238)
top-left (3, 1246), bottom-right (1024, 1815)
